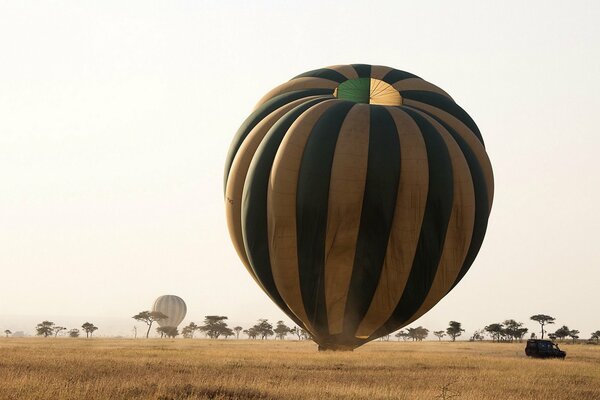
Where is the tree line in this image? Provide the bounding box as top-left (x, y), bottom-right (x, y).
top-left (4, 312), bottom-right (598, 343)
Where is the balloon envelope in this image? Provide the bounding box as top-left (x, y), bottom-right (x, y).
top-left (152, 295), bottom-right (187, 328)
top-left (225, 64), bottom-right (494, 350)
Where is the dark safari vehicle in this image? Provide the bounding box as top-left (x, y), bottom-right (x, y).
top-left (525, 339), bottom-right (566, 359)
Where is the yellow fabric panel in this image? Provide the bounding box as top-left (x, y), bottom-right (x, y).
top-left (369, 78), bottom-right (402, 106)
top-left (323, 104), bottom-right (370, 335)
top-left (254, 77), bottom-right (338, 110)
top-left (369, 65), bottom-right (394, 80)
top-left (225, 96), bottom-right (320, 287)
top-left (392, 78), bottom-right (453, 100)
top-left (403, 99), bottom-right (494, 210)
top-left (267, 100), bottom-right (339, 336)
top-left (399, 110), bottom-right (476, 327)
top-left (355, 107), bottom-right (429, 339)
top-left (325, 64), bottom-right (359, 80)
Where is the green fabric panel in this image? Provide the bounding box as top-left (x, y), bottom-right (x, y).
top-left (336, 78), bottom-right (371, 104)
top-left (342, 106), bottom-right (401, 338)
top-left (242, 98), bottom-right (327, 330)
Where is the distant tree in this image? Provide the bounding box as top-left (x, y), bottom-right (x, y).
top-left (36, 321), bottom-right (55, 337)
top-left (198, 316), bottom-right (232, 339)
top-left (568, 329), bottom-right (580, 344)
top-left (548, 333), bottom-right (557, 341)
top-left (470, 329), bottom-right (485, 341)
top-left (591, 331), bottom-right (600, 343)
top-left (182, 322), bottom-right (199, 339)
top-left (68, 329), bottom-right (80, 338)
top-left (530, 314), bottom-right (555, 339)
top-left (394, 330), bottom-right (409, 341)
top-left (132, 311), bottom-right (168, 339)
top-left (233, 326), bottom-right (243, 339)
top-left (53, 326), bottom-right (67, 337)
top-left (274, 321), bottom-right (291, 340)
top-left (446, 321), bottom-right (464, 341)
top-left (81, 322), bottom-right (98, 338)
top-left (4, 330), bottom-right (11, 338)
top-left (252, 319), bottom-right (274, 340)
top-left (157, 326), bottom-right (179, 338)
top-left (433, 331), bottom-right (446, 341)
top-left (243, 327), bottom-right (258, 339)
top-left (485, 323), bottom-right (504, 342)
top-left (222, 327), bottom-right (234, 339)
top-left (554, 325), bottom-right (571, 342)
top-left (502, 320), bottom-right (528, 342)
top-left (407, 326), bottom-right (429, 341)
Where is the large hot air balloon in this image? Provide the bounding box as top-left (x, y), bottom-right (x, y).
top-left (224, 64), bottom-right (493, 350)
top-left (152, 295), bottom-right (187, 328)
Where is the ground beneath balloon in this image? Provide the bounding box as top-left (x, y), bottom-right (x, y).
top-left (0, 339), bottom-right (598, 399)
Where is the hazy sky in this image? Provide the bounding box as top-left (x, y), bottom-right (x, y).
top-left (1, 1), bottom-right (599, 338)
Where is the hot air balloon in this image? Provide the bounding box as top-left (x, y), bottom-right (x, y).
top-left (224, 64), bottom-right (493, 350)
top-left (152, 295), bottom-right (187, 328)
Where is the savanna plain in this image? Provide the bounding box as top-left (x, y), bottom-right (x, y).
top-left (1, 338), bottom-right (599, 400)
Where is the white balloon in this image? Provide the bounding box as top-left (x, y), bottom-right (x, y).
top-left (152, 295), bottom-right (187, 328)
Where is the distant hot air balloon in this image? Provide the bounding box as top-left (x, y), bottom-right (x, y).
top-left (152, 295), bottom-right (187, 328)
top-left (224, 64), bottom-right (493, 350)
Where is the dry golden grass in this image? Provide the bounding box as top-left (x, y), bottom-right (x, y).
top-left (1, 338), bottom-right (599, 400)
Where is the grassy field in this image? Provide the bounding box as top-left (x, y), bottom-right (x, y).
top-left (1, 338), bottom-right (599, 400)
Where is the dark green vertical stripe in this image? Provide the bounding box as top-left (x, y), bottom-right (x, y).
top-left (242, 98), bottom-right (327, 329)
top-left (407, 107), bottom-right (491, 289)
top-left (351, 64), bottom-right (371, 78)
top-left (296, 101), bottom-right (355, 331)
top-left (224, 88), bottom-right (333, 194)
top-left (375, 107), bottom-right (454, 336)
top-left (293, 68), bottom-right (348, 83)
top-left (381, 69), bottom-right (419, 84)
top-left (343, 106), bottom-right (401, 336)
top-left (400, 91), bottom-right (484, 145)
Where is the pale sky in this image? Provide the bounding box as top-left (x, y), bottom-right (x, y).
top-left (1, 1), bottom-right (599, 338)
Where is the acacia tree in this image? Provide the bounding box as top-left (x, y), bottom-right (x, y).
top-left (4, 330), bottom-right (11, 338)
top-left (591, 331), bottom-right (600, 343)
top-left (132, 311), bottom-right (168, 338)
top-left (407, 326), bottom-right (429, 341)
top-left (182, 322), bottom-right (199, 339)
top-left (394, 330), bottom-right (408, 341)
top-left (198, 316), bottom-right (233, 339)
top-left (446, 321), bottom-right (464, 341)
top-left (36, 321), bottom-right (55, 337)
top-left (485, 323), bottom-right (504, 342)
top-left (554, 325), bottom-right (570, 341)
top-left (530, 314), bottom-right (555, 339)
top-left (53, 326), bottom-right (67, 337)
top-left (68, 329), bottom-right (80, 338)
top-left (433, 331), bottom-right (446, 341)
top-left (157, 326), bottom-right (179, 338)
top-left (568, 329), bottom-right (580, 343)
top-left (252, 319), bottom-right (274, 340)
top-left (243, 327), bottom-right (258, 339)
top-left (503, 320), bottom-right (528, 342)
top-left (274, 321), bottom-right (291, 340)
top-left (233, 326), bottom-right (243, 339)
top-left (81, 322), bottom-right (98, 338)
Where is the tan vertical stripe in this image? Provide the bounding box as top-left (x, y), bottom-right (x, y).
top-left (324, 65), bottom-right (359, 80)
top-left (254, 77), bottom-right (338, 109)
top-left (355, 107), bottom-right (429, 338)
top-left (225, 96), bottom-right (321, 285)
top-left (323, 104), bottom-right (370, 335)
top-left (392, 78), bottom-right (453, 100)
top-left (370, 65), bottom-right (394, 80)
top-left (267, 100), bottom-right (339, 335)
top-left (404, 99), bottom-right (494, 209)
top-left (396, 110), bottom-right (476, 327)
